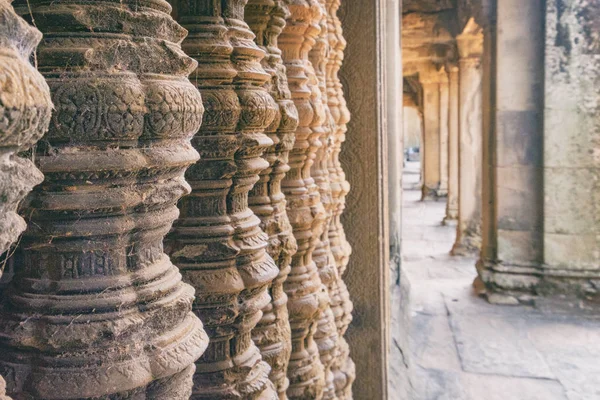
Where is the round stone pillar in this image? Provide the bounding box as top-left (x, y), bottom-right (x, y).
top-left (444, 65), bottom-right (460, 223)
top-left (0, 0), bottom-right (209, 397)
top-left (438, 72), bottom-right (449, 197)
top-left (169, 0), bottom-right (280, 397)
top-left (452, 27), bottom-right (483, 256)
top-left (245, 0), bottom-right (299, 397)
top-left (0, 1), bottom-right (52, 397)
top-left (280, 1), bottom-right (328, 398)
top-left (420, 75), bottom-right (441, 200)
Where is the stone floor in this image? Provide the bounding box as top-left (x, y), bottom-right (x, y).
top-left (390, 161), bottom-right (600, 400)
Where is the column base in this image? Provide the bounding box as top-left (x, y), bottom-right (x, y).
top-left (451, 232), bottom-right (481, 256)
top-left (421, 186), bottom-right (442, 201)
top-left (476, 259), bottom-right (600, 305)
top-left (442, 212), bottom-right (458, 226)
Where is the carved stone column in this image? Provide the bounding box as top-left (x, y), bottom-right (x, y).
top-left (452, 26), bottom-right (483, 256)
top-left (438, 72), bottom-right (449, 197)
top-left (325, 0), bottom-right (355, 398)
top-left (245, 0), bottom-right (299, 397)
top-left (0, 1), bottom-right (52, 398)
top-left (309, 0), bottom-right (339, 398)
top-left (280, 1), bottom-right (328, 398)
top-left (169, 0), bottom-right (280, 398)
top-left (0, 0), bottom-right (51, 257)
top-left (0, 0), bottom-right (209, 397)
top-left (444, 65), bottom-right (460, 223)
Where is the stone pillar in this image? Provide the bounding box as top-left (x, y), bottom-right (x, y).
top-left (478, 0), bottom-right (600, 301)
top-left (542, 0), bottom-right (600, 296)
top-left (1, 0), bottom-right (209, 397)
top-left (169, 0), bottom-right (279, 398)
top-left (308, 0), bottom-right (340, 398)
top-left (280, 2), bottom-right (328, 398)
top-left (326, 0), bottom-right (356, 397)
top-left (245, 0), bottom-right (298, 397)
top-left (0, 1), bottom-right (52, 398)
top-left (420, 75), bottom-right (441, 200)
top-left (0, 0), bottom-right (51, 257)
top-left (477, 1), bottom-right (544, 301)
top-left (438, 73), bottom-right (449, 197)
top-left (444, 65), bottom-right (460, 223)
top-left (340, 0), bottom-right (391, 396)
top-left (452, 27), bottom-right (483, 255)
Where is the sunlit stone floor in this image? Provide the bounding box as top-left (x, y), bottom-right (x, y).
top-left (390, 161), bottom-right (600, 400)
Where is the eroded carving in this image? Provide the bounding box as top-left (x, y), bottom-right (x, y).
top-left (325, 0), bottom-right (355, 397)
top-left (308, 0), bottom-right (339, 398)
top-left (0, 2), bottom-right (52, 399)
top-left (0, 0), bottom-right (208, 397)
top-left (246, 0), bottom-right (299, 398)
top-left (169, 0), bottom-right (279, 398)
top-left (280, 0), bottom-right (328, 398)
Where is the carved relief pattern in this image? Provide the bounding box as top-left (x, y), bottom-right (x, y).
top-left (0, 2), bottom-right (52, 398)
top-left (0, 0), bottom-right (51, 257)
top-left (325, 0), bottom-right (355, 397)
top-left (308, 0), bottom-right (340, 398)
top-left (246, 0), bottom-right (299, 398)
top-left (0, 0), bottom-right (209, 398)
top-left (169, 0), bottom-right (279, 398)
top-left (280, 0), bottom-right (328, 398)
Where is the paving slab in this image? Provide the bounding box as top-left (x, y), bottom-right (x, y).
top-left (461, 373), bottom-right (568, 400)
top-left (447, 312), bottom-right (555, 379)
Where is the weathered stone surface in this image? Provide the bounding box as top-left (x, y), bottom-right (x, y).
top-left (444, 65), bottom-right (459, 222)
top-left (245, 0), bottom-right (299, 397)
top-left (0, 0), bottom-right (209, 397)
top-left (169, 0), bottom-right (279, 398)
top-left (403, 0), bottom-right (454, 14)
top-left (279, 0), bottom-right (328, 397)
top-left (307, 1), bottom-right (340, 399)
top-left (325, 0), bottom-right (355, 397)
top-left (0, 2), bottom-right (52, 398)
top-left (0, 0), bottom-right (51, 257)
top-left (452, 26), bottom-right (483, 256)
top-left (339, 0), bottom-right (390, 396)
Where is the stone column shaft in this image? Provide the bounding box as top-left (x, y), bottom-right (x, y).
top-left (420, 79), bottom-right (441, 200)
top-left (438, 75), bottom-right (449, 197)
top-left (0, 1), bottom-right (52, 397)
top-left (1, 0), bottom-right (209, 397)
top-left (280, 2), bottom-right (328, 398)
top-left (452, 32), bottom-right (483, 255)
top-left (245, 0), bottom-right (298, 397)
top-left (169, 0), bottom-right (279, 397)
top-left (325, 0), bottom-right (355, 397)
top-left (445, 65), bottom-right (460, 222)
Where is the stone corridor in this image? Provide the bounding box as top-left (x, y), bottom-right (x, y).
top-left (395, 162), bottom-right (600, 400)
top-left (1, 0), bottom-right (599, 397)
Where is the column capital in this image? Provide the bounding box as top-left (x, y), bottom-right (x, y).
top-left (420, 66), bottom-right (448, 85)
top-left (456, 33), bottom-right (483, 61)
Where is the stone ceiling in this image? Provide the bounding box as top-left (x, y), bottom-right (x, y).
top-left (403, 0), bottom-right (455, 14)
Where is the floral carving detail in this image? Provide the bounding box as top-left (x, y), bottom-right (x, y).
top-left (0, 0), bottom-right (208, 398)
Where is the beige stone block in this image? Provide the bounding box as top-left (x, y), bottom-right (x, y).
top-left (496, 166), bottom-right (543, 231)
top-left (497, 0), bottom-right (544, 112)
top-left (497, 229), bottom-right (542, 265)
top-left (496, 110), bottom-right (543, 167)
top-left (544, 233), bottom-right (600, 270)
top-left (544, 167), bottom-right (598, 235)
top-left (544, 109), bottom-right (600, 169)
